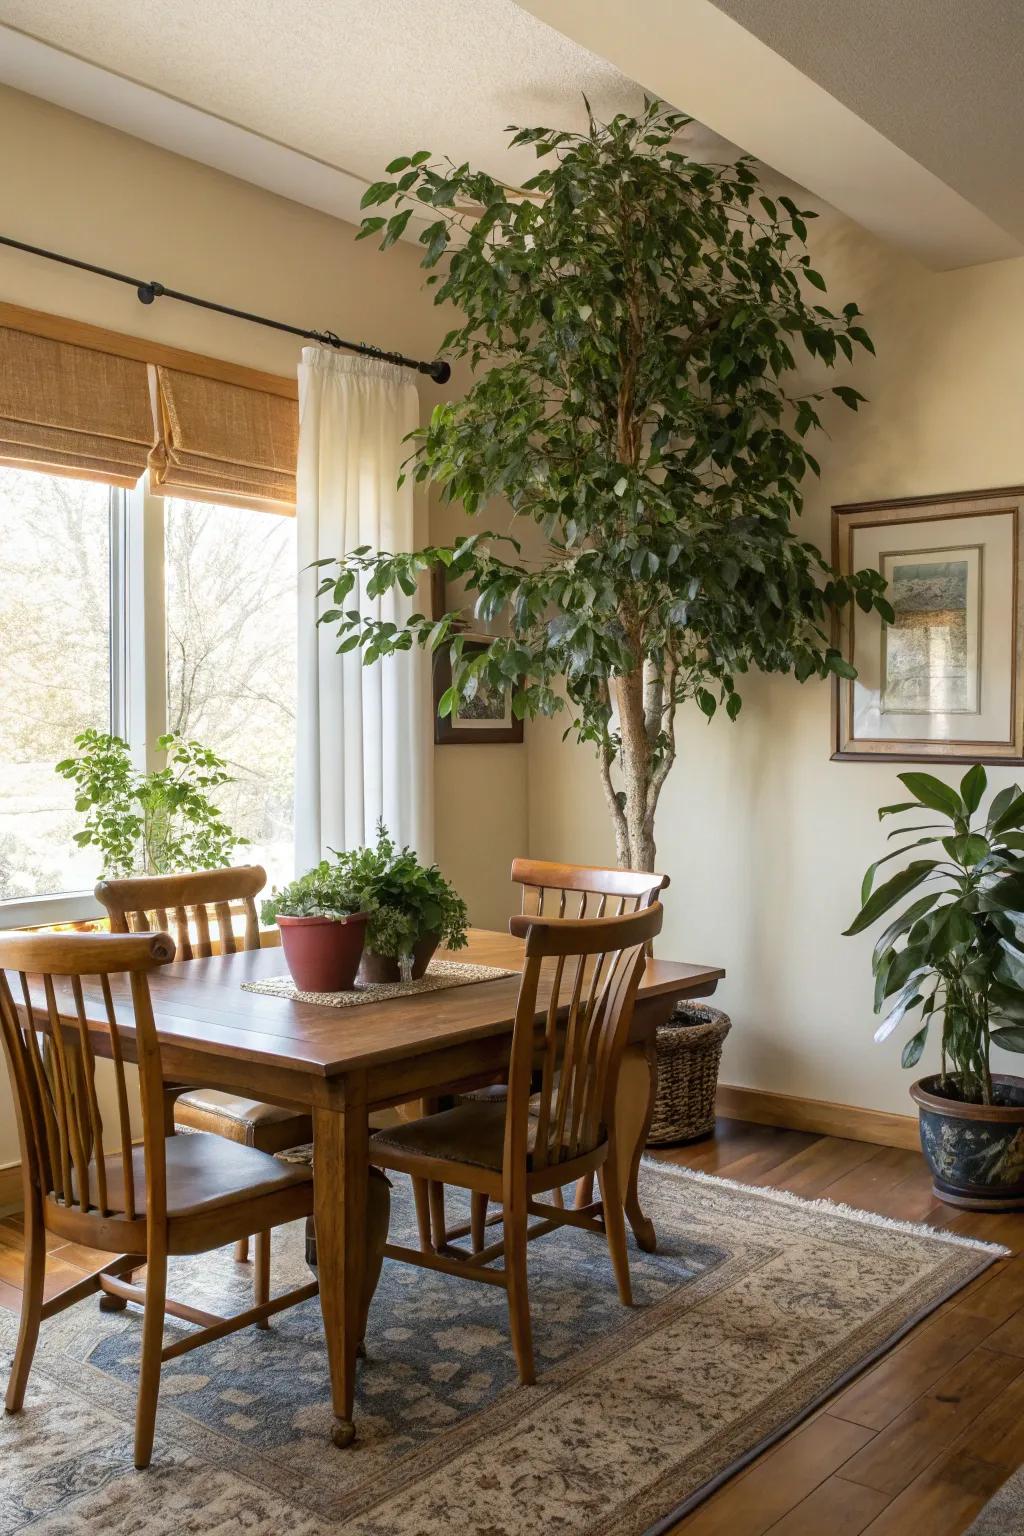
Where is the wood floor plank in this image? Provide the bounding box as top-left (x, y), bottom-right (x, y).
top-left (743, 1137), bottom-right (882, 1197)
top-left (818, 1147), bottom-right (941, 1223)
top-left (829, 1309), bottom-right (1000, 1431)
top-left (859, 1449), bottom-right (1007, 1536)
top-left (673, 1414), bottom-right (876, 1535)
top-left (839, 1343), bottom-right (1024, 1494)
top-left (764, 1475), bottom-right (890, 1535)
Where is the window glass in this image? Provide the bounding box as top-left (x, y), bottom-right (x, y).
top-left (0, 468), bottom-right (112, 899)
top-left (164, 499), bottom-right (296, 889)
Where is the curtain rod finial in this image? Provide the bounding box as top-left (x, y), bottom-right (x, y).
top-left (429, 359), bottom-right (451, 385)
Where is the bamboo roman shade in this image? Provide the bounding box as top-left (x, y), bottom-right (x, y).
top-left (0, 326), bottom-right (154, 487)
top-left (148, 366), bottom-right (297, 514)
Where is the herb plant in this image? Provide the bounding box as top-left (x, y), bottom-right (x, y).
top-left (316, 97), bottom-right (889, 872)
top-left (334, 821), bottom-right (468, 960)
top-left (845, 767), bottom-right (1024, 1106)
top-left (260, 862), bottom-right (363, 923)
top-left (55, 730), bottom-right (245, 878)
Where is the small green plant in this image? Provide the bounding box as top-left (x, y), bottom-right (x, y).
top-left (55, 730), bottom-right (245, 878)
top-left (845, 766), bottom-right (1024, 1106)
top-left (260, 862), bottom-right (363, 923)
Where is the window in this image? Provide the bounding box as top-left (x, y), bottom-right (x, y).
top-left (0, 469), bottom-right (297, 922)
top-left (164, 499), bottom-right (296, 889)
top-left (0, 468), bottom-right (115, 904)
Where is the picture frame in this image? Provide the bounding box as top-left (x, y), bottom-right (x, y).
top-left (430, 568), bottom-right (524, 745)
top-left (831, 486), bottom-right (1024, 763)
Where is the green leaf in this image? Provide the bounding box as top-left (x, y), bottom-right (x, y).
top-left (901, 1024), bottom-right (929, 1069)
top-left (941, 833), bottom-right (990, 867)
top-left (844, 860), bottom-right (938, 936)
top-left (897, 772), bottom-right (963, 820)
top-left (960, 763), bottom-right (987, 813)
top-left (991, 1025), bottom-right (1024, 1053)
top-left (860, 836), bottom-right (946, 903)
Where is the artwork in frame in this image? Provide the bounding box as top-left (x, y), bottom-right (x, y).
top-left (832, 486), bottom-right (1024, 763)
top-left (429, 570), bottom-right (524, 745)
top-left (432, 636), bottom-right (525, 745)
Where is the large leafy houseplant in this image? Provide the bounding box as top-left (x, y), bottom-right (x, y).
top-left (845, 766), bottom-right (1024, 1106)
top-left (55, 729), bottom-right (245, 877)
top-left (316, 98), bottom-right (890, 871)
top-left (845, 767), bottom-right (1024, 1208)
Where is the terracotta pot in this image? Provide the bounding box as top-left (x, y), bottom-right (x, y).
top-left (277, 912), bottom-right (369, 993)
top-left (911, 1073), bottom-right (1024, 1210)
top-left (357, 931), bottom-right (440, 985)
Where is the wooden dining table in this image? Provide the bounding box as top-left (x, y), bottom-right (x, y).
top-left (37, 926), bottom-right (724, 1447)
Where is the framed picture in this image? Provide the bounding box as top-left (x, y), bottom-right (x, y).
top-left (432, 636), bottom-right (524, 745)
top-left (832, 486), bottom-right (1024, 762)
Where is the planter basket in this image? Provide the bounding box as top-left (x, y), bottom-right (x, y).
top-left (647, 1002), bottom-right (731, 1146)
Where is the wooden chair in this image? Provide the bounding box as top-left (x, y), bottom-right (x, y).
top-left (436, 858), bottom-right (669, 1253)
top-left (369, 902), bottom-right (663, 1384)
top-left (0, 930), bottom-right (317, 1469)
top-left (94, 866), bottom-right (312, 1294)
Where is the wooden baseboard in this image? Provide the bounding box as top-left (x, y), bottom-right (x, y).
top-left (0, 1163), bottom-right (23, 1216)
top-left (716, 1084), bottom-right (921, 1151)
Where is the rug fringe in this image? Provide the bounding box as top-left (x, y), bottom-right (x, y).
top-left (641, 1156), bottom-right (1011, 1257)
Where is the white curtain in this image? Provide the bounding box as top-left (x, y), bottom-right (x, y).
top-left (295, 347), bottom-right (432, 869)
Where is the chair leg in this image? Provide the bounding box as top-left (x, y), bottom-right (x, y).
top-left (574, 1172), bottom-right (595, 1209)
top-left (411, 1177), bottom-right (433, 1252)
top-left (551, 1185), bottom-right (565, 1210)
top-left (598, 1156), bottom-right (633, 1307)
top-left (133, 1248), bottom-right (168, 1470)
top-left (4, 1195), bottom-right (46, 1414)
top-left (234, 1236), bottom-right (249, 1263)
top-left (254, 1231), bottom-right (271, 1329)
top-left (428, 1181), bottom-right (447, 1250)
top-left (504, 1204), bottom-right (535, 1386)
top-left (470, 1192), bottom-right (488, 1252)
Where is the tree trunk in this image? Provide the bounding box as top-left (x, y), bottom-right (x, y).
top-left (613, 667), bottom-right (657, 872)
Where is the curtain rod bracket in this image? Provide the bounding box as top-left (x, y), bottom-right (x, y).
top-left (136, 281), bottom-right (165, 306)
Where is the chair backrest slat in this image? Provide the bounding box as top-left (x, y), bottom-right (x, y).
top-left (511, 858), bottom-right (668, 927)
top-left (95, 866), bottom-right (267, 964)
top-left (504, 904), bottom-right (663, 1183)
top-left (0, 931), bottom-right (174, 1231)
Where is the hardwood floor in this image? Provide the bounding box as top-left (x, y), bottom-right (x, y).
top-left (1, 1118), bottom-right (1021, 1533)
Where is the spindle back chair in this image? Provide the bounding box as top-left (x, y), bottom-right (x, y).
top-left (369, 902), bottom-right (663, 1384)
top-left (95, 865), bottom-right (312, 1275)
top-left (512, 857), bottom-right (669, 920)
top-left (0, 930), bottom-right (317, 1468)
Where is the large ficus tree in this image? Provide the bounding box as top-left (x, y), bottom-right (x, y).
top-left (318, 99), bottom-right (891, 871)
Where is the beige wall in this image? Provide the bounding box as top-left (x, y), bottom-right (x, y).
top-left (529, 210), bottom-right (1024, 1117)
top-left (0, 87), bottom-right (525, 1175)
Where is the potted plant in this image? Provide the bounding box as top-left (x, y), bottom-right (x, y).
top-left (314, 99), bottom-right (889, 873)
top-left (56, 729), bottom-right (246, 875)
top-left (335, 821), bottom-right (469, 982)
top-left (846, 766), bottom-right (1024, 1209)
top-left (261, 864), bottom-right (368, 993)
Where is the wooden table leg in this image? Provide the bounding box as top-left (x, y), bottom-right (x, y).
top-left (614, 1036), bottom-right (658, 1253)
top-left (313, 1082), bottom-right (368, 1449)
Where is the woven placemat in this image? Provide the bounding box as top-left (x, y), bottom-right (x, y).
top-left (241, 957), bottom-right (515, 1008)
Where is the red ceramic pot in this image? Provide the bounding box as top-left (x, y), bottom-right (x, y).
top-left (357, 932), bottom-right (440, 985)
top-left (277, 912), bottom-right (369, 993)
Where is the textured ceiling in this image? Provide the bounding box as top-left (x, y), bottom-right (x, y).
top-left (708, 0), bottom-right (1024, 240)
top-left (0, 0), bottom-right (655, 185)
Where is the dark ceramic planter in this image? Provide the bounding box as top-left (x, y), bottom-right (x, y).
top-left (911, 1073), bottom-right (1024, 1210)
top-left (277, 912), bottom-right (368, 993)
top-left (356, 931), bottom-right (440, 986)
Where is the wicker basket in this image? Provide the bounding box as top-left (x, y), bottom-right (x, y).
top-left (647, 1002), bottom-right (731, 1145)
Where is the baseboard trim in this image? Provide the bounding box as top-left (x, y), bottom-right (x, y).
top-left (716, 1084), bottom-right (921, 1151)
top-left (0, 1163), bottom-right (23, 1216)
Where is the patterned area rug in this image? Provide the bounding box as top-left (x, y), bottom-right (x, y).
top-left (0, 1161), bottom-right (1004, 1536)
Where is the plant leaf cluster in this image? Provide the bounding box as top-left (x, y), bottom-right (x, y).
top-left (317, 98), bottom-right (889, 868)
top-left (55, 730), bottom-right (245, 878)
top-left (845, 766), bottom-right (1024, 1105)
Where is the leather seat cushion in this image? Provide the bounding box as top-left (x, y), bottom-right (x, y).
top-left (68, 1134), bottom-right (313, 1220)
top-left (176, 1090), bottom-right (305, 1128)
top-left (370, 1101), bottom-right (575, 1173)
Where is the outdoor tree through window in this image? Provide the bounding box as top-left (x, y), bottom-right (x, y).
top-left (0, 467), bottom-right (113, 899)
top-left (164, 498), bottom-right (297, 889)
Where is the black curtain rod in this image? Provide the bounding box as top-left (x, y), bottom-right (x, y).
top-left (0, 233), bottom-right (452, 385)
